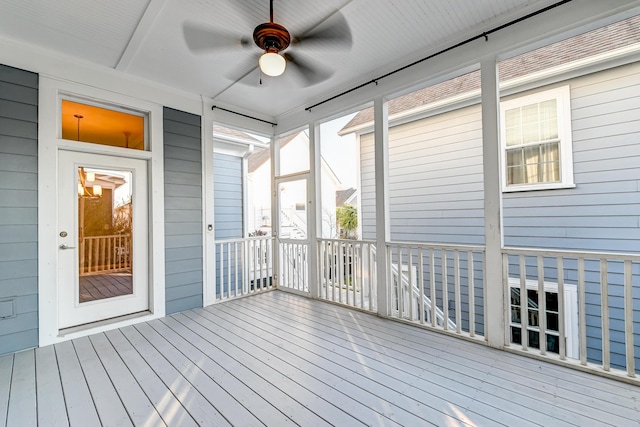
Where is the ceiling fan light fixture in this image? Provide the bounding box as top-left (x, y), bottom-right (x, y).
top-left (259, 51), bottom-right (286, 76)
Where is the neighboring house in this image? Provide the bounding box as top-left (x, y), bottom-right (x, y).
top-left (340, 15), bottom-right (640, 369)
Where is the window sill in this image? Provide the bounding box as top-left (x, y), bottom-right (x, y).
top-left (502, 182), bottom-right (576, 193)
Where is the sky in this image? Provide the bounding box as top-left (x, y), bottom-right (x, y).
top-left (320, 112), bottom-right (357, 188)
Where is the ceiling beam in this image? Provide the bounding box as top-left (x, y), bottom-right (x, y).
top-left (116, 0), bottom-right (168, 71)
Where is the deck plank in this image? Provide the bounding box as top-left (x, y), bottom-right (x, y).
top-left (54, 340), bottom-right (101, 426)
top-left (189, 307), bottom-right (428, 426)
top-left (3, 290), bottom-right (640, 427)
top-left (104, 329), bottom-right (197, 427)
top-left (267, 296), bottom-right (639, 424)
top-left (158, 315), bottom-right (331, 427)
top-left (88, 333), bottom-right (166, 427)
top-left (0, 354), bottom-right (13, 427)
top-left (177, 311), bottom-right (369, 426)
top-left (148, 318), bottom-right (296, 426)
top-left (34, 346), bottom-right (69, 426)
top-left (133, 322), bottom-right (264, 426)
top-left (6, 351), bottom-right (36, 427)
top-left (72, 337), bottom-right (133, 426)
top-left (267, 292), bottom-right (640, 426)
top-left (220, 297), bottom-right (529, 426)
top-left (118, 325), bottom-right (232, 427)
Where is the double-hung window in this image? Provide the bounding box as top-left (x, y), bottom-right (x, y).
top-left (500, 86), bottom-right (574, 191)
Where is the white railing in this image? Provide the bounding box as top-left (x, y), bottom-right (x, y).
top-left (215, 236), bottom-right (274, 302)
top-left (387, 242), bottom-right (486, 340)
top-left (318, 239), bottom-right (377, 312)
top-left (80, 234), bottom-right (131, 274)
top-left (503, 247), bottom-right (640, 379)
top-left (279, 239), bottom-right (309, 293)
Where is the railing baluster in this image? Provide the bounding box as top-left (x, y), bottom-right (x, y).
top-left (600, 259), bottom-right (610, 371)
top-left (469, 250), bottom-right (475, 338)
top-left (624, 259), bottom-right (635, 377)
top-left (359, 244), bottom-right (365, 308)
top-left (419, 248), bottom-right (425, 324)
top-left (396, 246), bottom-right (403, 318)
top-left (578, 257), bottom-right (587, 366)
top-left (442, 249), bottom-right (449, 331)
top-left (538, 255), bottom-right (546, 356)
top-left (234, 241), bottom-right (239, 296)
top-left (454, 250), bottom-right (461, 334)
top-left (557, 256), bottom-right (566, 360)
top-left (430, 249), bottom-right (436, 328)
top-left (519, 255), bottom-right (528, 351)
top-left (408, 247), bottom-right (414, 321)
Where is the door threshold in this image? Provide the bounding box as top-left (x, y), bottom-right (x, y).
top-left (58, 310), bottom-right (151, 337)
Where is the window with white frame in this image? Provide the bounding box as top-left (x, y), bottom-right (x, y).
top-left (500, 86), bottom-right (574, 191)
top-left (508, 278), bottom-right (578, 359)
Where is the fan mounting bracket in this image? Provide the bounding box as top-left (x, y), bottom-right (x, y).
top-left (253, 22), bottom-right (291, 52)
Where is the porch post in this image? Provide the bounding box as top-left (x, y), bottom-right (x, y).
top-left (481, 57), bottom-right (505, 348)
top-left (271, 134), bottom-right (280, 288)
top-left (308, 122), bottom-right (321, 298)
top-left (374, 96), bottom-right (390, 317)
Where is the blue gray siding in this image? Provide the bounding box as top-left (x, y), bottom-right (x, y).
top-left (359, 61), bottom-right (640, 370)
top-left (214, 153), bottom-right (243, 239)
top-left (163, 107), bottom-right (203, 314)
top-left (214, 153), bottom-right (243, 296)
top-left (503, 63), bottom-right (640, 251)
top-left (0, 64), bottom-right (38, 355)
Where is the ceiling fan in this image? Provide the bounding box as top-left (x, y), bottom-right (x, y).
top-left (183, 0), bottom-right (352, 86)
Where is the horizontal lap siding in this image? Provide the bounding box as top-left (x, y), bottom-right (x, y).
top-left (214, 153), bottom-right (243, 296)
top-left (503, 62), bottom-right (640, 251)
top-left (502, 63), bottom-right (640, 370)
top-left (164, 107), bottom-right (203, 314)
top-left (214, 153), bottom-right (243, 240)
top-left (360, 105), bottom-right (485, 245)
top-left (0, 65), bottom-right (38, 355)
top-left (359, 133), bottom-right (376, 240)
top-left (387, 105), bottom-right (485, 244)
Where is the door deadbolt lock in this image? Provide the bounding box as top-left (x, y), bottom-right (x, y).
top-left (59, 231), bottom-right (68, 237)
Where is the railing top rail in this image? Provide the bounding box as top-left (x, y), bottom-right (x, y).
top-left (214, 236), bottom-right (274, 244)
top-left (503, 246), bottom-right (640, 261)
top-left (318, 238), bottom-right (377, 245)
top-left (84, 234), bottom-right (131, 240)
top-left (387, 241), bottom-right (486, 251)
top-left (278, 238), bottom-right (310, 244)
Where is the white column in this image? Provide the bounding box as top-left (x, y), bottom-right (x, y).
top-left (374, 96), bottom-right (390, 317)
top-left (481, 57), bottom-right (505, 348)
top-left (271, 134), bottom-right (280, 287)
top-left (308, 122), bottom-right (321, 298)
top-left (202, 104), bottom-right (216, 306)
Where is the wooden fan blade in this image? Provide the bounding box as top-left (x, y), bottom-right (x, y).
top-left (183, 21), bottom-right (250, 53)
top-left (293, 12), bottom-right (352, 50)
top-left (284, 53), bottom-right (334, 87)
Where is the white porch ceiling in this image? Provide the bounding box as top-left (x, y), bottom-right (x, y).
top-left (0, 0), bottom-right (585, 119)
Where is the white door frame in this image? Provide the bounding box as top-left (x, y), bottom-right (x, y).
top-left (38, 77), bottom-right (166, 346)
top-left (57, 151), bottom-right (149, 328)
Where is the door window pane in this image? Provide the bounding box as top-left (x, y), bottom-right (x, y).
top-left (78, 166), bottom-right (133, 302)
top-left (278, 179), bottom-right (307, 240)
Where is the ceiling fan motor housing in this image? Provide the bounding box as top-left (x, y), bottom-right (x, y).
top-left (253, 22), bottom-right (291, 52)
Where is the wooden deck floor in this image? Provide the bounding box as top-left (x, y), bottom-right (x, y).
top-left (79, 270), bottom-right (133, 303)
top-left (1, 291), bottom-right (639, 426)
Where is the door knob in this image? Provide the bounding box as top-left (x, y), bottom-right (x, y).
top-left (59, 244), bottom-right (76, 250)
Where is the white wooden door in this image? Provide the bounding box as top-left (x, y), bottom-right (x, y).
top-left (58, 150), bottom-right (149, 328)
